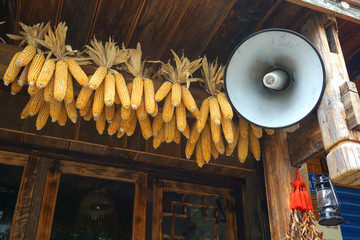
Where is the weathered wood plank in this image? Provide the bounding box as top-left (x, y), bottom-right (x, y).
top-left (262, 130), bottom-right (309, 239)
top-left (35, 160), bottom-right (60, 240)
top-left (132, 172), bottom-right (147, 240)
top-left (18, 0), bottom-right (60, 26)
top-left (90, 0), bottom-right (144, 44)
top-left (287, 0), bottom-right (360, 24)
top-left (59, 160), bottom-right (139, 183)
top-left (9, 156), bottom-right (39, 239)
top-left (0, 149), bottom-right (28, 166)
top-left (59, 0), bottom-right (98, 50)
top-left (161, 0), bottom-right (234, 60)
top-left (288, 114), bottom-right (325, 166)
top-left (346, 0), bottom-right (360, 7)
top-left (340, 80), bottom-right (360, 130)
top-left (24, 157), bottom-right (49, 240)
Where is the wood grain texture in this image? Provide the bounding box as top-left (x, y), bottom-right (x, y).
top-left (91, 0), bottom-right (144, 44)
top-left (36, 160), bottom-right (60, 240)
top-left (0, 149), bottom-right (28, 166)
top-left (9, 156), bottom-right (38, 240)
top-left (132, 172), bottom-right (147, 240)
top-left (262, 130), bottom-right (309, 239)
top-left (59, 0), bottom-right (99, 50)
top-left (340, 81), bottom-right (360, 130)
top-left (18, 0), bottom-right (60, 26)
top-left (288, 114), bottom-right (325, 166)
top-left (161, 0), bottom-right (234, 60)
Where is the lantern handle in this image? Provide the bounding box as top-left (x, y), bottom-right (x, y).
top-left (328, 177), bottom-right (341, 211)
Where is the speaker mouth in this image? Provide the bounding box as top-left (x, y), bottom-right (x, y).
top-left (262, 66), bottom-right (294, 93)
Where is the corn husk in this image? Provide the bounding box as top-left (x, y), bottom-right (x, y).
top-left (7, 22), bottom-right (50, 48)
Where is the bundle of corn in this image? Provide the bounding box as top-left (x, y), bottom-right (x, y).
top-left (19, 22), bottom-right (89, 130)
top-left (3, 22), bottom-right (50, 94)
top-left (77, 37), bottom-right (129, 135)
top-left (153, 50), bottom-right (201, 137)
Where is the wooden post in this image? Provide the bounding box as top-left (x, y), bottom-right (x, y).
top-left (262, 130), bottom-right (310, 240)
top-left (301, 15), bottom-right (360, 186)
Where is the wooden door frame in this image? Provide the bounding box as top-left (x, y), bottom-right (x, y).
top-left (152, 178), bottom-right (238, 240)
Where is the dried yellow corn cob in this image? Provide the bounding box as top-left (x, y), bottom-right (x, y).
top-left (176, 100), bottom-right (186, 132)
top-left (209, 96), bottom-right (221, 126)
top-left (79, 96), bottom-right (93, 117)
top-left (36, 102), bottom-right (50, 130)
top-left (214, 133), bottom-right (225, 155)
top-left (190, 121), bottom-right (201, 144)
top-left (164, 116), bottom-right (176, 143)
top-left (152, 113), bottom-right (163, 137)
top-left (36, 59), bottom-right (55, 89)
top-left (21, 97), bottom-right (32, 119)
top-left (58, 103), bottom-right (68, 126)
top-left (217, 92), bottom-right (233, 120)
top-left (171, 82), bottom-right (181, 107)
top-left (3, 52), bottom-right (22, 86)
top-left (210, 119), bottom-right (221, 144)
top-left (182, 123), bottom-right (190, 139)
top-left (211, 140), bottom-right (219, 159)
top-left (76, 86), bottom-right (93, 109)
top-left (121, 105), bottom-right (131, 120)
top-left (89, 66), bottom-right (107, 90)
top-left (173, 127), bottom-right (181, 144)
top-left (239, 117), bottom-right (249, 137)
top-left (67, 58), bottom-right (88, 86)
top-left (185, 139), bottom-right (196, 159)
top-left (151, 101), bottom-right (158, 117)
top-left (131, 76), bottom-right (143, 110)
top-left (104, 73), bottom-right (115, 107)
top-left (136, 96), bottom-right (147, 120)
top-left (227, 126), bottom-right (239, 151)
top-left (28, 53), bottom-right (45, 86)
top-left (155, 81), bottom-right (172, 102)
top-left (44, 75), bottom-right (55, 102)
top-left (237, 134), bottom-right (249, 163)
top-left (93, 82), bottom-right (105, 120)
top-left (201, 123), bottom-right (211, 163)
top-left (83, 102), bottom-right (93, 121)
top-left (114, 91), bottom-right (121, 104)
top-left (153, 125), bottom-right (165, 149)
top-left (114, 73), bottom-right (130, 109)
top-left (138, 116), bottom-right (152, 140)
top-left (11, 81), bottom-right (22, 95)
top-left (249, 130), bottom-right (261, 161)
top-left (54, 60), bottom-right (68, 101)
top-left (192, 108), bottom-right (200, 119)
top-left (264, 128), bottom-right (275, 135)
top-left (181, 86), bottom-right (198, 113)
top-left (117, 129), bottom-right (125, 138)
top-left (29, 89), bottom-right (45, 116)
top-left (50, 98), bottom-right (62, 122)
top-left (221, 112), bottom-right (234, 144)
top-left (162, 91), bottom-right (174, 123)
top-left (125, 109), bottom-right (137, 136)
top-left (96, 110), bottom-right (106, 134)
top-left (143, 78), bottom-right (155, 115)
top-left (196, 138), bottom-right (205, 168)
top-left (18, 64), bottom-right (30, 86)
top-left (107, 107), bottom-right (122, 135)
top-left (65, 101), bottom-right (77, 123)
top-left (105, 104), bottom-right (115, 123)
top-left (64, 73), bottom-right (74, 104)
top-left (251, 124), bottom-right (263, 138)
top-left (28, 84), bottom-right (39, 96)
top-left (196, 98), bottom-right (209, 132)
top-left (16, 45), bottom-right (36, 66)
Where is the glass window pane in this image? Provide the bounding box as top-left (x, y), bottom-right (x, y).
top-left (162, 192), bottom-right (183, 213)
top-left (51, 174), bottom-right (134, 240)
top-left (0, 164), bottom-right (23, 239)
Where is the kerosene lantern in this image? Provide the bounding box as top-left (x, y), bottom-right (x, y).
top-left (314, 173), bottom-right (344, 226)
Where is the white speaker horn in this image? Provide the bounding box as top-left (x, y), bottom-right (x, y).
top-left (225, 28), bottom-right (325, 129)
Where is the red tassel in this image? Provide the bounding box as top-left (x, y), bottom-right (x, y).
top-left (290, 187), bottom-right (295, 210)
top-left (302, 187), bottom-right (313, 211)
top-left (294, 186), bottom-right (302, 209)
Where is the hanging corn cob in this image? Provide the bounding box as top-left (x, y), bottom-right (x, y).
top-left (3, 22), bottom-right (50, 89)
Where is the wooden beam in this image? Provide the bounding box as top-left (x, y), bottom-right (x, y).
top-left (262, 130), bottom-right (310, 239)
top-left (132, 172), bottom-right (147, 240)
top-left (301, 15), bottom-right (360, 186)
top-left (0, 149), bottom-right (28, 166)
top-left (288, 114), bottom-right (325, 166)
top-left (287, 0), bottom-right (360, 24)
top-left (346, 0), bottom-right (360, 7)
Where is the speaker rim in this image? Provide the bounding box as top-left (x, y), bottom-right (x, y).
top-left (224, 28), bottom-right (325, 129)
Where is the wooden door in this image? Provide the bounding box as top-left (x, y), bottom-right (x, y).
top-left (152, 179), bottom-right (238, 240)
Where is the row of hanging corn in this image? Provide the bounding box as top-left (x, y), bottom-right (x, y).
top-left (2, 22), bottom-right (274, 167)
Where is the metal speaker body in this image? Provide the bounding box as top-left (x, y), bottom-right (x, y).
top-left (225, 29), bottom-right (325, 129)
